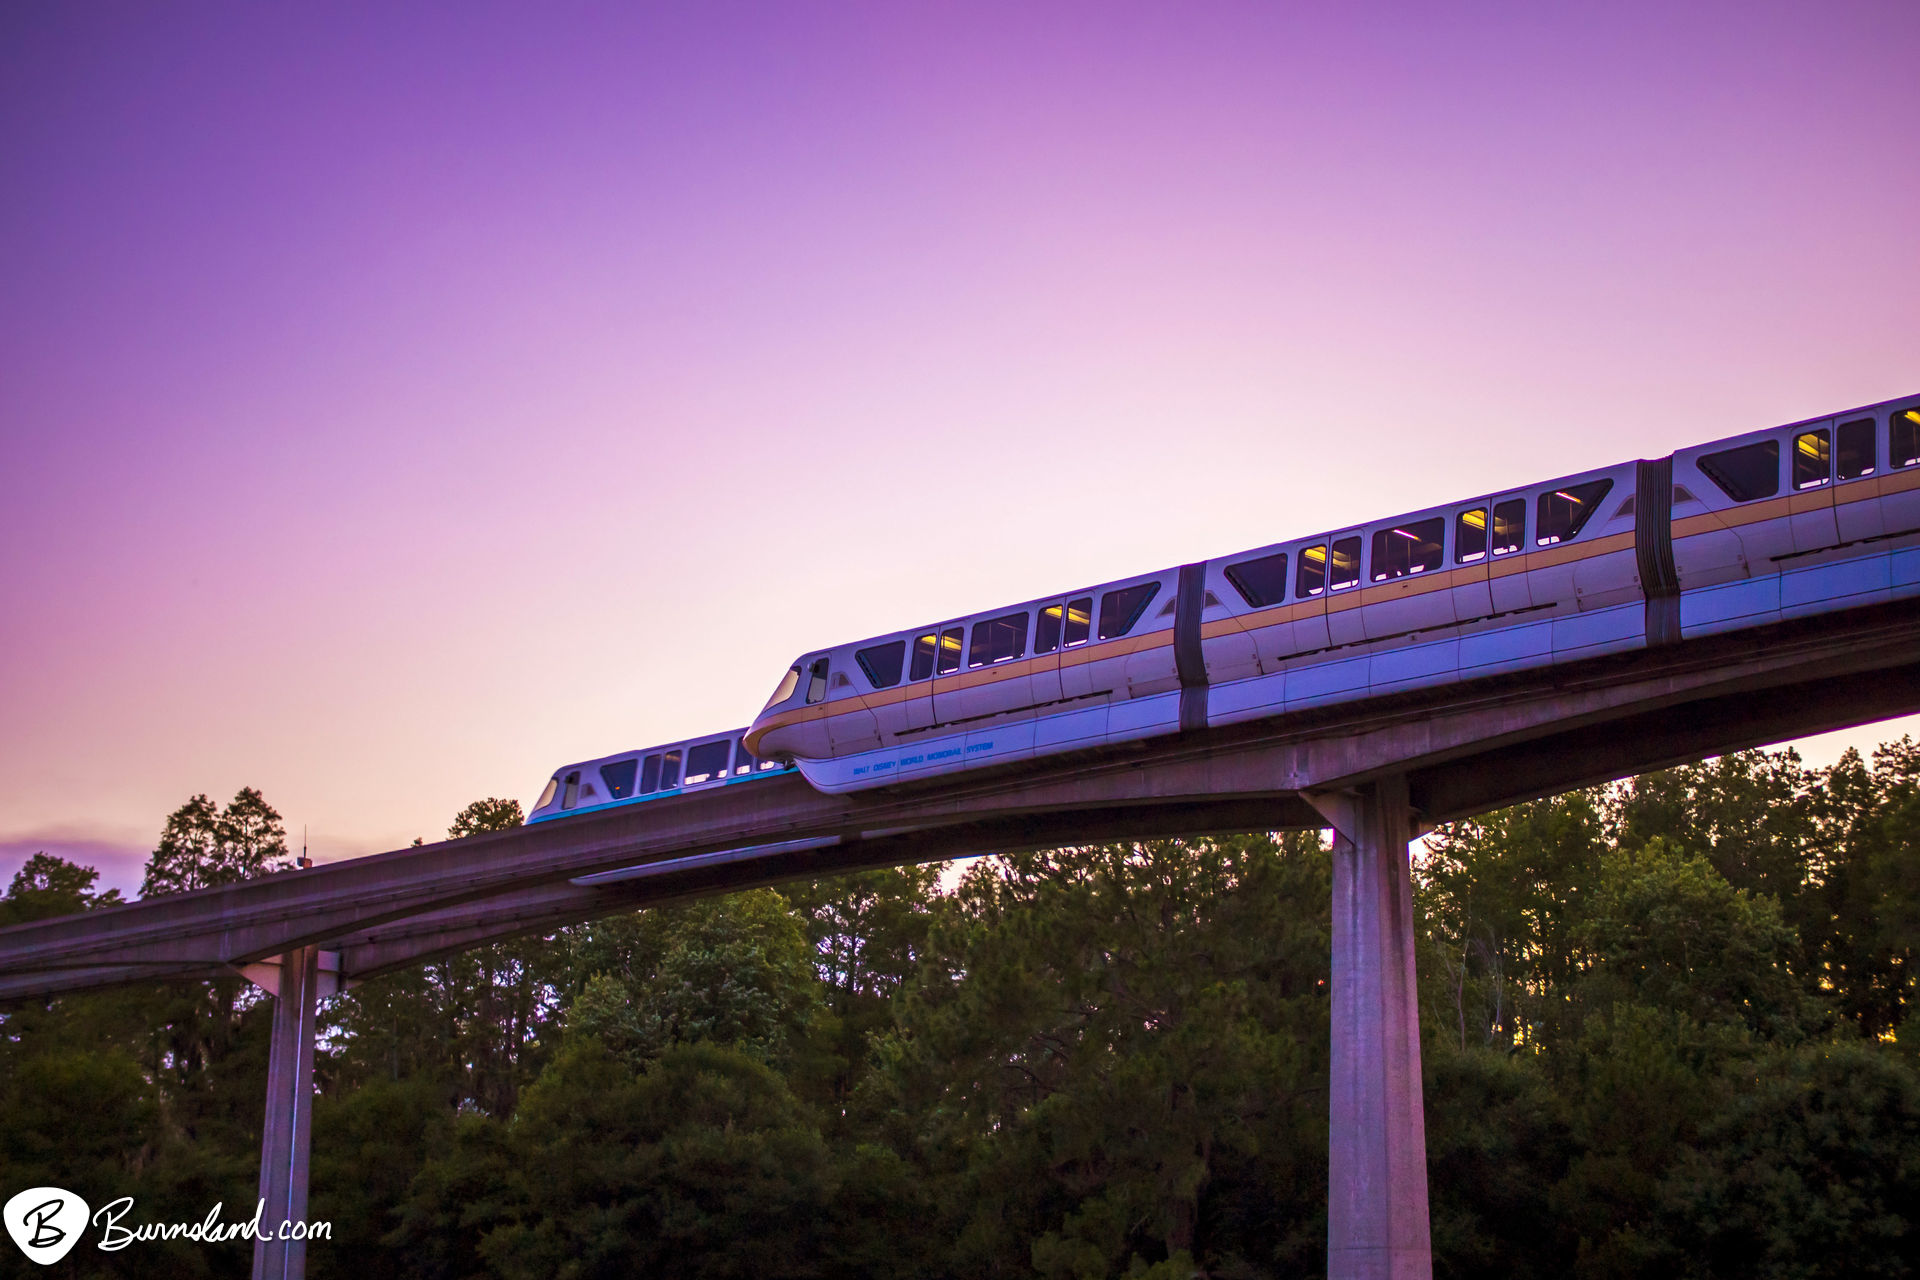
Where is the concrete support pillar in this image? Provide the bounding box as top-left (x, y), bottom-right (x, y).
top-left (1324, 775), bottom-right (1432, 1280)
top-left (252, 945), bottom-right (319, 1280)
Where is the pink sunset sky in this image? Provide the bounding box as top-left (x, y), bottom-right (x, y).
top-left (1, 2), bottom-right (1915, 897)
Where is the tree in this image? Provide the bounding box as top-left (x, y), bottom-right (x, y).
top-left (141, 787), bottom-right (290, 897)
top-left (1808, 741), bottom-right (1920, 1039)
top-left (307, 1077), bottom-right (456, 1280)
top-left (782, 864), bottom-right (947, 1012)
top-left (472, 1040), bottom-right (840, 1280)
top-left (1418, 789), bottom-right (1609, 1051)
top-left (777, 865), bottom-right (947, 1112)
top-left (568, 889), bottom-right (825, 1071)
top-left (862, 834), bottom-right (1334, 1279)
top-left (1611, 750), bottom-right (1819, 907)
top-left (326, 796), bottom-right (566, 1115)
top-left (1656, 1039), bottom-right (1920, 1278)
top-left (123, 790), bottom-right (287, 1180)
top-left (1, 852), bottom-right (122, 924)
top-left (448, 798), bottom-right (523, 840)
top-left (1574, 839), bottom-right (1812, 1043)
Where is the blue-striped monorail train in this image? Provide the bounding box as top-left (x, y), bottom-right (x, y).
top-left (738, 391), bottom-right (1920, 794)
top-left (529, 729), bottom-right (792, 823)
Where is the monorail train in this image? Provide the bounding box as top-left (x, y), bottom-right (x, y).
top-left (529, 728), bottom-right (792, 823)
top-left (744, 391), bottom-right (1920, 794)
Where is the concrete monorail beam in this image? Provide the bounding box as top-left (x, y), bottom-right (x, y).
top-left (4, 598), bottom-right (1920, 999)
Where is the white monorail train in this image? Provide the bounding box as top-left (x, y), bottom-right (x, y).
top-left (529, 729), bottom-right (792, 823)
top-left (740, 391), bottom-right (1920, 794)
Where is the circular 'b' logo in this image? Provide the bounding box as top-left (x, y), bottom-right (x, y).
top-left (4, 1187), bottom-right (89, 1266)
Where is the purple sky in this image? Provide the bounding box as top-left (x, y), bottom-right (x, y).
top-left (3, 2), bottom-right (1916, 897)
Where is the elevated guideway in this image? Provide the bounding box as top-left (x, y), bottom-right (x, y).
top-left (7, 595), bottom-right (1919, 999)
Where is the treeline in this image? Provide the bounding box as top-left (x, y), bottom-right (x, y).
top-left (2, 745), bottom-right (1919, 1278)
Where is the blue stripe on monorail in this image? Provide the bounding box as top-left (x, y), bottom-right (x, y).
top-left (527, 761), bottom-right (796, 825)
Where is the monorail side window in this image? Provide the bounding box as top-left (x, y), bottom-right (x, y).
top-left (1792, 429), bottom-right (1831, 490)
top-left (600, 758), bottom-right (638, 800)
top-left (805, 657), bottom-right (830, 704)
top-left (659, 750), bottom-right (682, 790)
top-left (1837, 418), bottom-right (1876, 480)
top-left (732, 740), bottom-right (756, 776)
top-left (685, 740), bottom-right (731, 785)
top-left (1894, 409), bottom-right (1920, 469)
top-left (910, 633), bottom-right (938, 681)
top-left (1536, 479), bottom-right (1613, 546)
top-left (640, 754), bottom-right (662, 794)
top-left (1371, 518), bottom-right (1443, 581)
top-left (1297, 544), bottom-right (1328, 596)
top-left (1064, 597), bottom-right (1093, 647)
top-left (1035, 604), bottom-right (1063, 654)
top-left (1455, 508), bottom-right (1488, 562)
top-left (1491, 500), bottom-right (1525, 556)
top-left (969, 611), bottom-right (1029, 667)
top-left (1698, 439), bottom-right (1780, 501)
top-left (1098, 582), bottom-right (1160, 639)
top-left (561, 770), bottom-right (581, 810)
top-left (1225, 552), bottom-right (1289, 607)
top-left (937, 627), bottom-right (964, 675)
top-left (1329, 537), bottom-right (1361, 591)
top-left (857, 641), bottom-right (905, 689)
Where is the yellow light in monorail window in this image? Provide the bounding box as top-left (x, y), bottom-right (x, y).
top-left (1460, 509), bottom-right (1487, 529)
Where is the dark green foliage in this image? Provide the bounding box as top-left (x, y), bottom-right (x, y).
top-left (1419, 788), bottom-right (1609, 1050)
top-left (308, 1077), bottom-right (453, 1280)
top-left (1423, 1049), bottom-right (1568, 1280)
top-left (1659, 1039), bottom-right (1920, 1278)
top-left (473, 1040), bottom-right (839, 1280)
top-left (1575, 840), bottom-right (1812, 1041)
top-left (384, 1112), bottom-right (520, 1280)
top-left (566, 889), bottom-right (825, 1071)
top-left (781, 865), bottom-right (946, 1113)
top-left (860, 833), bottom-right (1334, 1278)
top-left (1809, 743), bottom-right (1920, 1038)
top-left (1417, 746), bottom-right (1920, 1278)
